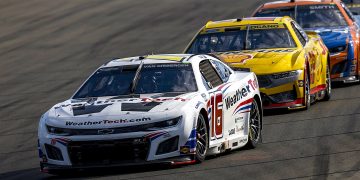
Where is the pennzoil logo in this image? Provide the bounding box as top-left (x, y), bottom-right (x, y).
top-left (217, 53), bottom-right (253, 64)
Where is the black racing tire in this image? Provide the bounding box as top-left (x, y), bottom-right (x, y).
top-left (245, 99), bottom-right (261, 149)
top-left (195, 113), bottom-right (208, 163)
top-left (303, 71), bottom-right (311, 110)
top-left (323, 63), bottom-right (331, 101)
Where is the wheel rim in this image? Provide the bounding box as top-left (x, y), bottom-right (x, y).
top-left (249, 101), bottom-right (261, 142)
top-left (305, 74), bottom-right (310, 106)
top-left (326, 65), bottom-right (331, 94)
top-left (196, 116), bottom-right (207, 157)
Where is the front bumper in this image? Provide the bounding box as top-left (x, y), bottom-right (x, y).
top-left (330, 52), bottom-right (358, 80)
top-left (38, 125), bottom-right (197, 173)
top-left (40, 155), bottom-right (196, 174)
top-left (331, 76), bottom-right (359, 83)
top-left (258, 79), bottom-right (304, 109)
top-left (261, 92), bottom-right (304, 110)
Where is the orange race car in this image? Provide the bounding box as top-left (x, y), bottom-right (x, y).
top-left (253, 0), bottom-right (360, 83)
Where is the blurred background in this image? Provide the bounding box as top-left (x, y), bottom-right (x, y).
top-left (0, 0), bottom-right (268, 176)
top-left (1, 1), bottom-right (360, 179)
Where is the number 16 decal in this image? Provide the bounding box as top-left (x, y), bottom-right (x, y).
top-left (207, 91), bottom-right (223, 139)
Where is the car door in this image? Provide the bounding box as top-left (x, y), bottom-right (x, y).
top-left (198, 59), bottom-right (227, 145)
top-left (291, 21), bottom-right (320, 88)
top-left (199, 58), bottom-right (246, 147)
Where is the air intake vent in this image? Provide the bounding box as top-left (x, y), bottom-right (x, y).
top-left (45, 144), bottom-right (64, 161)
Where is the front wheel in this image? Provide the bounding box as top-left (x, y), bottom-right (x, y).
top-left (195, 113), bottom-right (208, 162)
top-left (245, 99), bottom-right (261, 149)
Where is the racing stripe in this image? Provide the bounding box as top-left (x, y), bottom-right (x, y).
top-left (232, 98), bottom-right (253, 115)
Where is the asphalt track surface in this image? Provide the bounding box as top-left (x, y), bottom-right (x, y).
top-left (0, 0), bottom-right (359, 179)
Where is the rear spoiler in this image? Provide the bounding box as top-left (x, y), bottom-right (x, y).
top-left (304, 30), bottom-right (318, 36)
top-left (232, 67), bottom-right (251, 72)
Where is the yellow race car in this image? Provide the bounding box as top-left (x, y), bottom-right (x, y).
top-left (184, 17), bottom-right (331, 110)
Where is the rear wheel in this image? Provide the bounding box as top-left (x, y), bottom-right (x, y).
top-left (195, 113), bottom-right (208, 162)
top-left (245, 100), bottom-right (261, 148)
top-left (323, 63), bottom-right (331, 101)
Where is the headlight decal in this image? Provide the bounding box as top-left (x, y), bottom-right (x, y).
top-left (144, 131), bottom-right (170, 141)
top-left (257, 70), bottom-right (302, 88)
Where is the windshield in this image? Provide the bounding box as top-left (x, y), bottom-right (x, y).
top-left (254, 4), bottom-right (348, 28)
top-left (73, 63), bottom-right (197, 98)
top-left (186, 24), bottom-right (296, 54)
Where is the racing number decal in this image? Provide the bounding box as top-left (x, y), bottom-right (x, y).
top-left (207, 91), bottom-right (223, 139)
top-left (308, 52), bottom-right (316, 84)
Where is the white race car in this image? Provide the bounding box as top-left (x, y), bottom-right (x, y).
top-left (38, 54), bottom-right (263, 174)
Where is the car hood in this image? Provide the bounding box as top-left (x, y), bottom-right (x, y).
top-left (46, 92), bottom-right (198, 128)
top-left (215, 49), bottom-right (301, 75)
top-left (305, 27), bottom-right (350, 49)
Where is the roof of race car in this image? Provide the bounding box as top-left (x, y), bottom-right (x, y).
top-left (261, 0), bottom-right (340, 8)
top-left (103, 54), bottom-right (200, 68)
top-left (204, 17), bottom-right (292, 29)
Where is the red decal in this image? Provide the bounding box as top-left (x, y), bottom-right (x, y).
top-left (207, 92), bottom-right (223, 139)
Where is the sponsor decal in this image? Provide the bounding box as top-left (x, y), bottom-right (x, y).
top-left (97, 129), bottom-right (115, 135)
top-left (180, 146), bottom-right (191, 154)
top-left (241, 49), bottom-right (294, 53)
top-left (132, 138), bottom-right (147, 145)
top-left (224, 79), bottom-right (256, 113)
top-left (228, 128), bottom-right (235, 136)
top-left (236, 125), bottom-right (244, 132)
top-left (195, 101), bottom-right (202, 109)
top-left (235, 117), bottom-right (244, 123)
top-left (224, 86), bottom-right (251, 110)
top-left (248, 78), bottom-right (258, 89)
top-left (347, 4), bottom-right (360, 8)
top-left (66, 97), bottom-right (187, 108)
top-left (146, 55), bottom-right (186, 62)
top-left (239, 138), bottom-right (247, 144)
top-left (217, 53), bottom-right (253, 65)
top-left (65, 117), bottom-right (151, 126)
top-left (141, 97), bottom-right (187, 102)
top-left (307, 5), bottom-right (336, 10)
top-left (250, 24), bottom-right (285, 29)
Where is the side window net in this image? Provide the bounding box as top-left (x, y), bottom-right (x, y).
top-left (291, 22), bottom-right (306, 46)
top-left (199, 60), bottom-right (223, 88)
